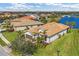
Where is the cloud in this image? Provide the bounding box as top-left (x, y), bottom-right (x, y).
top-left (0, 3), bottom-right (79, 11)
top-left (35, 5), bottom-right (41, 8)
top-left (5, 3), bottom-right (41, 11)
top-left (4, 3), bottom-right (29, 11)
top-left (61, 4), bottom-right (79, 9)
top-left (9, 3), bottom-right (27, 10)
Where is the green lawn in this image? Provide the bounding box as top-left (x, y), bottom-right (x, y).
top-left (2, 31), bottom-right (19, 42)
top-left (33, 29), bottom-right (79, 56)
top-left (0, 38), bottom-right (6, 46)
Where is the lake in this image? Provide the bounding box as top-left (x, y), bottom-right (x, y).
top-left (59, 16), bottom-right (79, 29)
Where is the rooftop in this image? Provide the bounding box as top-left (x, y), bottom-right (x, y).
top-left (10, 16), bottom-right (43, 27)
top-left (28, 22), bottom-right (69, 37)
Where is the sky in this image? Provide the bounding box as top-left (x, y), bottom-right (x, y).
top-left (0, 3), bottom-right (79, 11)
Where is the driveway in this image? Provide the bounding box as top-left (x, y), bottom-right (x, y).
top-left (0, 45), bottom-right (9, 56)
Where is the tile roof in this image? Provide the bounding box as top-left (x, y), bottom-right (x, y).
top-left (10, 16), bottom-right (43, 27)
top-left (20, 15), bottom-right (36, 20)
top-left (28, 22), bottom-right (69, 37)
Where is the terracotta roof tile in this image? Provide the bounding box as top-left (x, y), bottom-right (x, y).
top-left (10, 16), bottom-right (43, 27)
top-left (28, 22), bottom-right (69, 37)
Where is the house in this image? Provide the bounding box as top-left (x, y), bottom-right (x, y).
top-left (10, 16), bottom-right (43, 31)
top-left (25, 22), bottom-right (69, 43)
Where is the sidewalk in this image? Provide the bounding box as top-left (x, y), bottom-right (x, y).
top-left (0, 45), bottom-right (9, 56)
top-left (3, 46), bottom-right (12, 56)
top-left (0, 33), bottom-right (11, 46)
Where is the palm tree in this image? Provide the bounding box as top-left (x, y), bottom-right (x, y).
top-left (66, 21), bottom-right (76, 29)
top-left (42, 30), bottom-right (47, 40)
top-left (70, 22), bottom-right (76, 28)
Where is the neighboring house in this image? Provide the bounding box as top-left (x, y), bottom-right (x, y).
top-left (25, 14), bottom-right (40, 21)
top-left (25, 22), bottom-right (69, 43)
top-left (10, 16), bottom-right (43, 31)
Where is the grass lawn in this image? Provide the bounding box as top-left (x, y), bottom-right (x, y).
top-left (33, 29), bottom-right (79, 56)
top-left (0, 38), bottom-right (6, 46)
top-left (11, 50), bottom-right (23, 56)
top-left (2, 31), bottom-right (19, 43)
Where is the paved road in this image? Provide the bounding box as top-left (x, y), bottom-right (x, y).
top-left (0, 45), bottom-right (9, 56)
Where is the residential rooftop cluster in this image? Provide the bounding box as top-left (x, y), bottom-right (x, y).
top-left (10, 15), bottom-right (43, 31)
top-left (0, 12), bottom-right (71, 56)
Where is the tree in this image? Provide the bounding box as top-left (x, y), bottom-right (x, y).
top-left (66, 21), bottom-right (76, 28)
top-left (40, 19), bottom-right (47, 24)
top-left (36, 37), bottom-right (45, 48)
top-left (11, 35), bottom-right (37, 55)
top-left (40, 16), bottom-right (47, 24)
top-left (36, 30), bottom-right (48, 48)
top-left (66, 21), bottom-right (76, 41)
top-left (70, 22), bottom-right (76, 28)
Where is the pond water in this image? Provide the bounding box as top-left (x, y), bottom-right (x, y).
top-left (59, 16), bottom-right (79, 29)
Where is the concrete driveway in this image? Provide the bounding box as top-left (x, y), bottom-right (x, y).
top-left (0, 45), bottom-right (9, 56)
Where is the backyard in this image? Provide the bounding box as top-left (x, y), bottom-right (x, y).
top-left (33, 29), bottom-right (79, 56)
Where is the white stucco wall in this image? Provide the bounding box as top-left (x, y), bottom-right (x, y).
top-left (25, 32), bottom-right (38, 39)
top-left (28, 26), bottom-right (32, 29)
top-left (25, 32), bottom-right (32, 36)
top-left (31, 25), bottom-right (38, 28)
top-left (25, 29), bottom-right (68, 43)
top-left (14, 26), bottom-right (26, 31)
top-left (59, 30), bottom-right (67, 36)
top-left (59, 31), bottom-right (64, 36)
top-left (63, 30), bottom-right (67, 34)
top-left (46, 34), bottom-right (59, 43)
top-left (46, 29), bottom-right (68, 43)
top-left (14, 25), bottom-right (39, 31)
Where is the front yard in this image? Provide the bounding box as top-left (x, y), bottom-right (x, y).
top-left (2, 31), bottom-right (19, 42)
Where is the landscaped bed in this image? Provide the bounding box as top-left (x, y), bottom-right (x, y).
top-left (33, 29), bottom-right (79, 56)
top-left (2, 31), bottom-right (19, 42)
